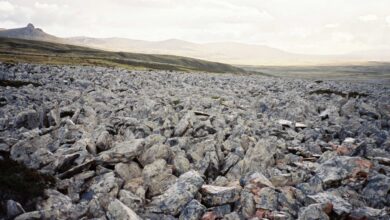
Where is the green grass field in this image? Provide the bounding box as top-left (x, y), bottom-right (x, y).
top-left (0, 37), bottom-right (246, 73)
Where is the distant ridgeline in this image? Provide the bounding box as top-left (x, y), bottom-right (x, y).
top-left (0, 37), bottom-right (246, 73)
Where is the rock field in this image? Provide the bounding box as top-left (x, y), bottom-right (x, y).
top-left (0, 63), bottom-right (390, 220)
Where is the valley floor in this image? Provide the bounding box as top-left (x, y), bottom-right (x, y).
top-left (0, 63), bottom-right (390, 219)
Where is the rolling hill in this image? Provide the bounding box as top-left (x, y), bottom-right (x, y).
top-left (0, 37), bottom-right (245, 73)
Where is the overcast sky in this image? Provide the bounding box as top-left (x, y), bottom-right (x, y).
top-left (1, 0), bottom-right (390, 54)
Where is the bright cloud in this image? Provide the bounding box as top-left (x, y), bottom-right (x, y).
top-left (359, 14), bottom-right (378, 22)
top-left (0, 1), bottom-right (14, 12)
top-left (324, 23), bottom-right (339, 29)
top-left (34, 2), bottom-right (59, 10)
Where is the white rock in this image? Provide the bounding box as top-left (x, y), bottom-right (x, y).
top-left (295, 122), bottom-right (307, 128)
top-left (343, 137), bottom-right (356, 144)
top-left (278, 119), bottom-right (293, 127)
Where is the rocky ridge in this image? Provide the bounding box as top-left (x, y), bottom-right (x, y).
top-left (0, 63), bottom-right (389, 219)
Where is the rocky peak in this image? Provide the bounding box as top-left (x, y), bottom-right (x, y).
top-left (0, 23), bottom-right (59, 42)
top-left (26, 23), bottom-right (35, 29)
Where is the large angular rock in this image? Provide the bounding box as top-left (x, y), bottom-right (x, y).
top-left (241, 172), bottom-right (274, 188)
top-left (115, 161), bottom-right (142, 181)
top-left (221, 147), bottom-right (244, 175)
top-left (147, 170), bottom-right (204, 216)
top-left (240, 188), bottom-right (256, 218)
top-left (143, 159), bottom-right (177, 197)
top-left (349, 206), bottom-right (389, 220)
top-left (139, 144), bottom-right (172, 166)
top-left (359, 102), bottom-right (380, 119)
top-left (277, 187), bottom-right (302, 218)
top-left (179, 199), bottom-right (206, 220)
top-left (38, 190), bottom-right (75, 219)
top-left (204, 204), bottom-right (232, 218)
top-left (14, 210), bottom-right (54, 220)
top-left (96, 130), bottom-right (113, 152)
top-left (240, 139), bottom-right (277, 174)
top-left (107, 199), bottom-right (142, 220)
top-left (119, 190), bottom-right (144, 212)
top-left (361, 174), bottom-right (390, 208)
top-left (201, 184), bottom-right (242, 206)
top-left (14, 109), bottom-right (40, 129)
top-left (223, 212), bottom-right (241, 220)
top-left (6, 200), bottom-right (25, 219)
top-left (10, 134), bottom-right (54, 169)
top-left (88, 172), bottom-right (121, 195)
top-left (314, 156), bottom-right (372, 188)
top-left (87, 172), bottom-right (123, 210)
top-left (253, 187), bottom-right (279, 210)
top-left (174, 112), bottom-right (194, 136)
top-left (298, 203), bottom-right (331, 220)
top-left (98, 139), bottom-right (145, 163)
top-left (308, 192), bottom-right (352, 216)
top-left (173, 153), bottom-right (191, 176)
top-left (123, 177), bottom-right (145, 200)
top-left (340, 99), bottom-right (356, 117)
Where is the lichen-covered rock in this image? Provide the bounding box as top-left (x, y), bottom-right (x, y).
top-left (174, 112), bottom-right (194, 136)
top-left (173, 153), bottom-right (191, 175)
top-left (179, 199), bottom-right (206, 220)
top-left (240, 138), bottom-right (277, 174)
top-left (147, 170), bottom-right (204, 215)
top-left (97, 139), bottom-right (145, 163)
top-left (14, 109), bottom-right (40, 129)
top-left (139, 144), bottom-right (172, 166)
top-left (10, 134), bottom-right (54, 169)
top-left (298, 203), bottom-right (331, 220)
top-left (114, 161), bottom-right (142, 182)
top-left (253, 187), bottom-right (279, 210)
top-left (308, 192), bottom-right (352, 216)
top-left (107, 199), bottom-right (142, 220)
top-left (96, 130), bottom-right (113, 152)
top-left (240, 188), bottom-right (256, 218)
top-left (314, 156), bottom-right (372, 188)
top-left (201, 184), bottom-right (242, 206)
top-left (142, 159), bottom-right (177, 197)
top-left (349, 206), bottom-right (389, 220)
top-left (119, 189), bottom-right (144, 212)
top-left (38, 189), bottom-right (75, 219)
top-left (361, 174), bottom-right (390, 209)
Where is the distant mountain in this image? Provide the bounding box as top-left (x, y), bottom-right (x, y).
top-left (1, 24), bottom-right (389, 65)
top-left (65, 37), bottom-right (390, 65)
top-left (67, 37), bottom-right (307, 65)
top-left (0, 23), bottom-right (61, 43)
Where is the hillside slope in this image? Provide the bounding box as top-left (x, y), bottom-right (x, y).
top-left (0, 37), bottom-right (245, 73)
